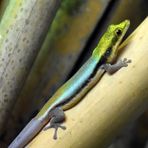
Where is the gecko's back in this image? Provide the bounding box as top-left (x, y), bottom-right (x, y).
top-left (37, 56), bottom-right (100, 118)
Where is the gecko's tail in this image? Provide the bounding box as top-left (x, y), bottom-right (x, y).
top-left (8, 117), bottom-right (47, 148)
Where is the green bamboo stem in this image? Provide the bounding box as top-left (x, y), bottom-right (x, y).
top-left (0, 0), bottom-right (61, 132)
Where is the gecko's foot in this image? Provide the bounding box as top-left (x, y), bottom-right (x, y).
top-left (118, 58), bottom-right (132, 67)
top-left (43, 123), bottom-right (66, 139)
top-left (43, 107), bottom-right (66, 139)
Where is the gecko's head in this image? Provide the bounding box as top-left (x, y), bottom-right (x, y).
top-left (93, 20), bottom-right (130, 63)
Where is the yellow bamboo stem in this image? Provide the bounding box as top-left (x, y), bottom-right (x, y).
top-left (28, 17), bottom-right (148, 148)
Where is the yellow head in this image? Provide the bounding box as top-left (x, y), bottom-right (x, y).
top-left (93, 20), bottom-right (130, 63)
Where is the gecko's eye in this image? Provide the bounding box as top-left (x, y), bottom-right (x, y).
top-left (115, 29), bottom-right (122, 36)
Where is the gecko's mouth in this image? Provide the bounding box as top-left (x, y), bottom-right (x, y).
top-left (108, 20), bottom-right (130, 63)
top-left (121, 20), bottom-right (130, 38)
top-left (116, 20), bottom-right (130, 52)
top-left (116, 20), bottom-right (130, 49)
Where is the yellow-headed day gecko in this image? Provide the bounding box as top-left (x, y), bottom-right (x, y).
top-left (9, 20), bottom-right (131, 148)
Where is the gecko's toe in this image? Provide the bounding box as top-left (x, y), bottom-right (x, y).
top-left (43, 123), bottom-right (66, 140)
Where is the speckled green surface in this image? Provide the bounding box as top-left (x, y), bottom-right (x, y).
top-left (0, 0), bottom-right (61, 134)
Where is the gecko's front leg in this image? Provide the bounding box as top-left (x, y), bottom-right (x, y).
top-left (43, 107), bottom-right (66, 139)
top-left (101, 58), bottom-right (131, 74)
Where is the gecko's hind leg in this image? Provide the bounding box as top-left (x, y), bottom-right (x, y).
top-left (43, 107), bottom-right (66, 140)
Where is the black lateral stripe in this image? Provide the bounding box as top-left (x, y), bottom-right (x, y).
top-left (88, 56), bottom-right (106, 81)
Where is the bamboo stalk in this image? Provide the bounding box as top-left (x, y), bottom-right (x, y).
top-left (28, 17), bottom-right (148, 148)
top-left (0, 0), bottom-right (61, 131)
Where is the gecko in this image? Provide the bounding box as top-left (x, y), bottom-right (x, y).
top-left (9, 20), bottom-right (131, 148)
